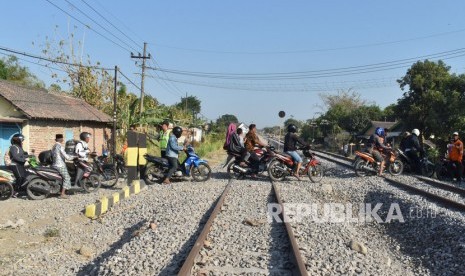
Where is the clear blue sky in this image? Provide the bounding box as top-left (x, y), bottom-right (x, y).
top-left (1, 0), bottom-right (465, 127)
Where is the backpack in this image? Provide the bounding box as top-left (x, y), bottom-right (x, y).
top-left (38, 150), bottom-right (53, 165)
top-left (3, 147), bottom-right (11, 166)
top-left (65, 140), bottom-right (81, 155)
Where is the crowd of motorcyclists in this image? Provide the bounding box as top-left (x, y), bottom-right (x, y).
top-left (2, 118), bottom-right (464, 201)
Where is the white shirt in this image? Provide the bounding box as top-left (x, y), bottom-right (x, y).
top-left (75, 141), bottom-right (89, 160)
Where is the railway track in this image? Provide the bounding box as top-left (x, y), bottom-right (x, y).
top-left (313, 149), bottom-right (465, 211)
top-left (178, 179), bottom-right (308, 276)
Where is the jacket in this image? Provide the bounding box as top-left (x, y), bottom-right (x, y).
top-left (404, 135), bottom-right (424, 154)
top-left (449, 139), bottom-right (463, 162)
top-left (9, 144), bottom-right (26, 165)
top-left (159, 129), bottom-right (171, 151)
top-left (166, 134), bottom-right (184, 158)
top-left (228, 133), bottom-right (244, 153)
top-left (284, 133), bottom-right (308, 152)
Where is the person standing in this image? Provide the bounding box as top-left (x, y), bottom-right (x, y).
top-left (163, 126), bottom-right (185, 184)
top-left (9, 133), bottom-right (27, 184)
top-left (158, 120), bottom-right (171, 158)
top-left (51, 134), bottom-right (74, 199)
top-left (449, 131), bottom-right (463, 185)
top-left (404, 128), bottom-right (424, 174)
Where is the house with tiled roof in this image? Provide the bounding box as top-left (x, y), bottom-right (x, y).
top-left (0, 80), bottom-right (111, 164)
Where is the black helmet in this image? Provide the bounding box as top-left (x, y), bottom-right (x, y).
top-left (172, 126), bottom-right (183, 138)
top-left (11, 133), bottom-right (25, 145)
top-left (287, 124), bottom-right (297, 133)
top-left (80, 132), bottom-right (91, 141)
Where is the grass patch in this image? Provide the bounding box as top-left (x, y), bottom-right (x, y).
top-left (44, 228), bottom-right (60, 238)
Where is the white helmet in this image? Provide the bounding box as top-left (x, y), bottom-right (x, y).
top-left (412, 129), bottom-right (420, 136)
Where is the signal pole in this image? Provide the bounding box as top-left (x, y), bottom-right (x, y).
top-left (131, 42), bottom-right (150, 114)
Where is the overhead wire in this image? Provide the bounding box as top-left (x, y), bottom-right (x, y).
top-left (148, 27), bottom-right (465, 55)
top-left (80, 0), bottom-right (141, 50)
top-left (44, 0), bottom-right (133, 53)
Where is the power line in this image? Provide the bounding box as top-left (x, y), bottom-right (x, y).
top-left (80, 0), bottom-right (141, 50)
top-left (0, 45), bottom-right (112, 70)
top-left (148, 27), bottom-right (465, 55)
top-left (117, 69), bottom-right (141, 91)
top-left (62, 0), bottom-right (139, 53)
top-left (146, 47), bottom-right (465, 80)
top-left (0, 51), bottom-right (68, 73)
top-left (44, 0), bottom-right (132, 53)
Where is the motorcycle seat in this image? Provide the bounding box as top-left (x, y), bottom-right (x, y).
top-left (35, 166), bottom-right (60, 173)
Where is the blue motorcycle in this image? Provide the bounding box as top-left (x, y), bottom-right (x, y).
top-left (143, 146), bottom-right (211, 184)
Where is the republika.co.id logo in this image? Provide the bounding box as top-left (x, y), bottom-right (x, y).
top-left (267, 202), bottom-right (407, 224)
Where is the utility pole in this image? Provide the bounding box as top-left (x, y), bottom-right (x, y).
top-left (131, 42), bottom-right (150, 115)
top-left (113, 66), bottom-right (118, 155)
top-left (185, 92), bottom-right (188, 112)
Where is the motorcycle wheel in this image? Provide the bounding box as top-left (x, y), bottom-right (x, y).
top-left (388, 160), bottom-right (404, 176)
top-left (26, 178), bottom-right (49, 200)
top-left (100, 168), bottom-right (119, 188)
top-left (421, 162), bottom-right (435, 178)
top-left (82, 173), bottom-right (101, 193)
top-left (354, 160), bottom-right (370, 177)
top-left (0, 181), bottom-right (14, 201)
top-left (267, 160), bottom-right (287, 181)
top-left (307, 164), bottom-right (324, 183)
top-left (191, 163), bottom-right (211, 182)
top-left (227, 162), bottom-right (243, 179)
top-left (144, 165), bottom-right (164, 184)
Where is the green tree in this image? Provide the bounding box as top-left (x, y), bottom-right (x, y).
top-left (0, 56), bottom-right (44, 88)
top-left (175, 95), bottom-right (201, 113)
top-left (396, 60), bottom-right (461, 138)
top-left (216, 114), bottom-right (239, 129)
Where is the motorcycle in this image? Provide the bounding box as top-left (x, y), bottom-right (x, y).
top-left (0, 169), bottom-right (14, 200)
top-left (143, 145), bottom-right (211, 184)
top-left (114, 154), bottom-right (127, 178)
top-left (267, 147), bottom-right (324, 182)
top-left (353, 149), bottom-right (400, 177)
top-left (394, 148), bottom-right (435, 177)
top-left (226, 146), bottom-right (276, 179)
top-left (91, 152), bottom-right (119, 188)
top-left (26, 158), bottom-right (101, 200)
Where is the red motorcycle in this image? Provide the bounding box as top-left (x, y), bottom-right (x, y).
top-left (267, 147), bottom-right (324, 182)
top-left (226, 146), bottom-right (276, 179)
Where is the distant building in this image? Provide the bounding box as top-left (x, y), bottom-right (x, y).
top-left (0, 80), bottom-right (111, 164)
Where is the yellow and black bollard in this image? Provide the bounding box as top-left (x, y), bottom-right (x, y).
top-left (125, 130), bottom-right (139, 185)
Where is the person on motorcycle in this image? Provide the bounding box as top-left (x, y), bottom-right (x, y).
top-left (51, 134), bottom-right (74, 199)
top-left (404, 128), bottom-right (425, 174)
top-left (74, 132), bottom-right (91, 187)
top-left (245, 124), bottom-right (267, 176)
top-left (228, 127), bottom-right (249, 166)
top-left (158, 120), bottom-right (171, 158)
top-left (449, 131), bottom-right (463, 185)
top-left (284, 124), bottom-right (309, 180)
top-left (399, 131), bottom-right (411, 151)
top-left (366, 127), bottom-right (391, 176)
top-left (163, 126), bottom-right (185, 184)
top-left (9, 133), bottom-right (28, 184)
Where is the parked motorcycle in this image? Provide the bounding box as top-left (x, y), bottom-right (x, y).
top-left (353, 149), bottom-right (399, 177)
top-left (268, 147), bottom-right (324, 182)
top-left (92, 152), bottom-right (119, 188)
top-left (394, 149), bottom-right (435, 177)
top-left (114, 154), bottom-right (127, 178)
top-left (143, 145), bottom-right (211, 184)
top-left (26, 159), bottom-right (101, 200)
top-left (0, 170), bottom-right (14, 200)
top-left (226, 146), bottom-right (276, 179)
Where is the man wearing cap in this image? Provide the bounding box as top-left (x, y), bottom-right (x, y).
top-left (158, 120), bottom-right (171, 158)
top-left (449, 131), bottom-right (463, 185)
top-left (52, 134), bottom-right (75, 198)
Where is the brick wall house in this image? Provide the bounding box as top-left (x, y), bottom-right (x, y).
top-left (0, 80), bottom-right (111, 164)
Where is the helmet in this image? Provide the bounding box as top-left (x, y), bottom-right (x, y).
top-left (80, 132), bottom-right (91, 141)
top-left (172, 126), bottom-right (183, 138)
top-left (11, 133), bottom-right (25, 145)
top-left (287, 124), bottom-right (297, 133)
top-left (412, 129), bottom-right (420, 136)
top-left (375, 127), bottom-right (385, 137)
top-left (102, 150), bottom-right (109, 157)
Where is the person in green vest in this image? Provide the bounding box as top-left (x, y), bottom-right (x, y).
top-left (158, 120), bottom-right (171, 158)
